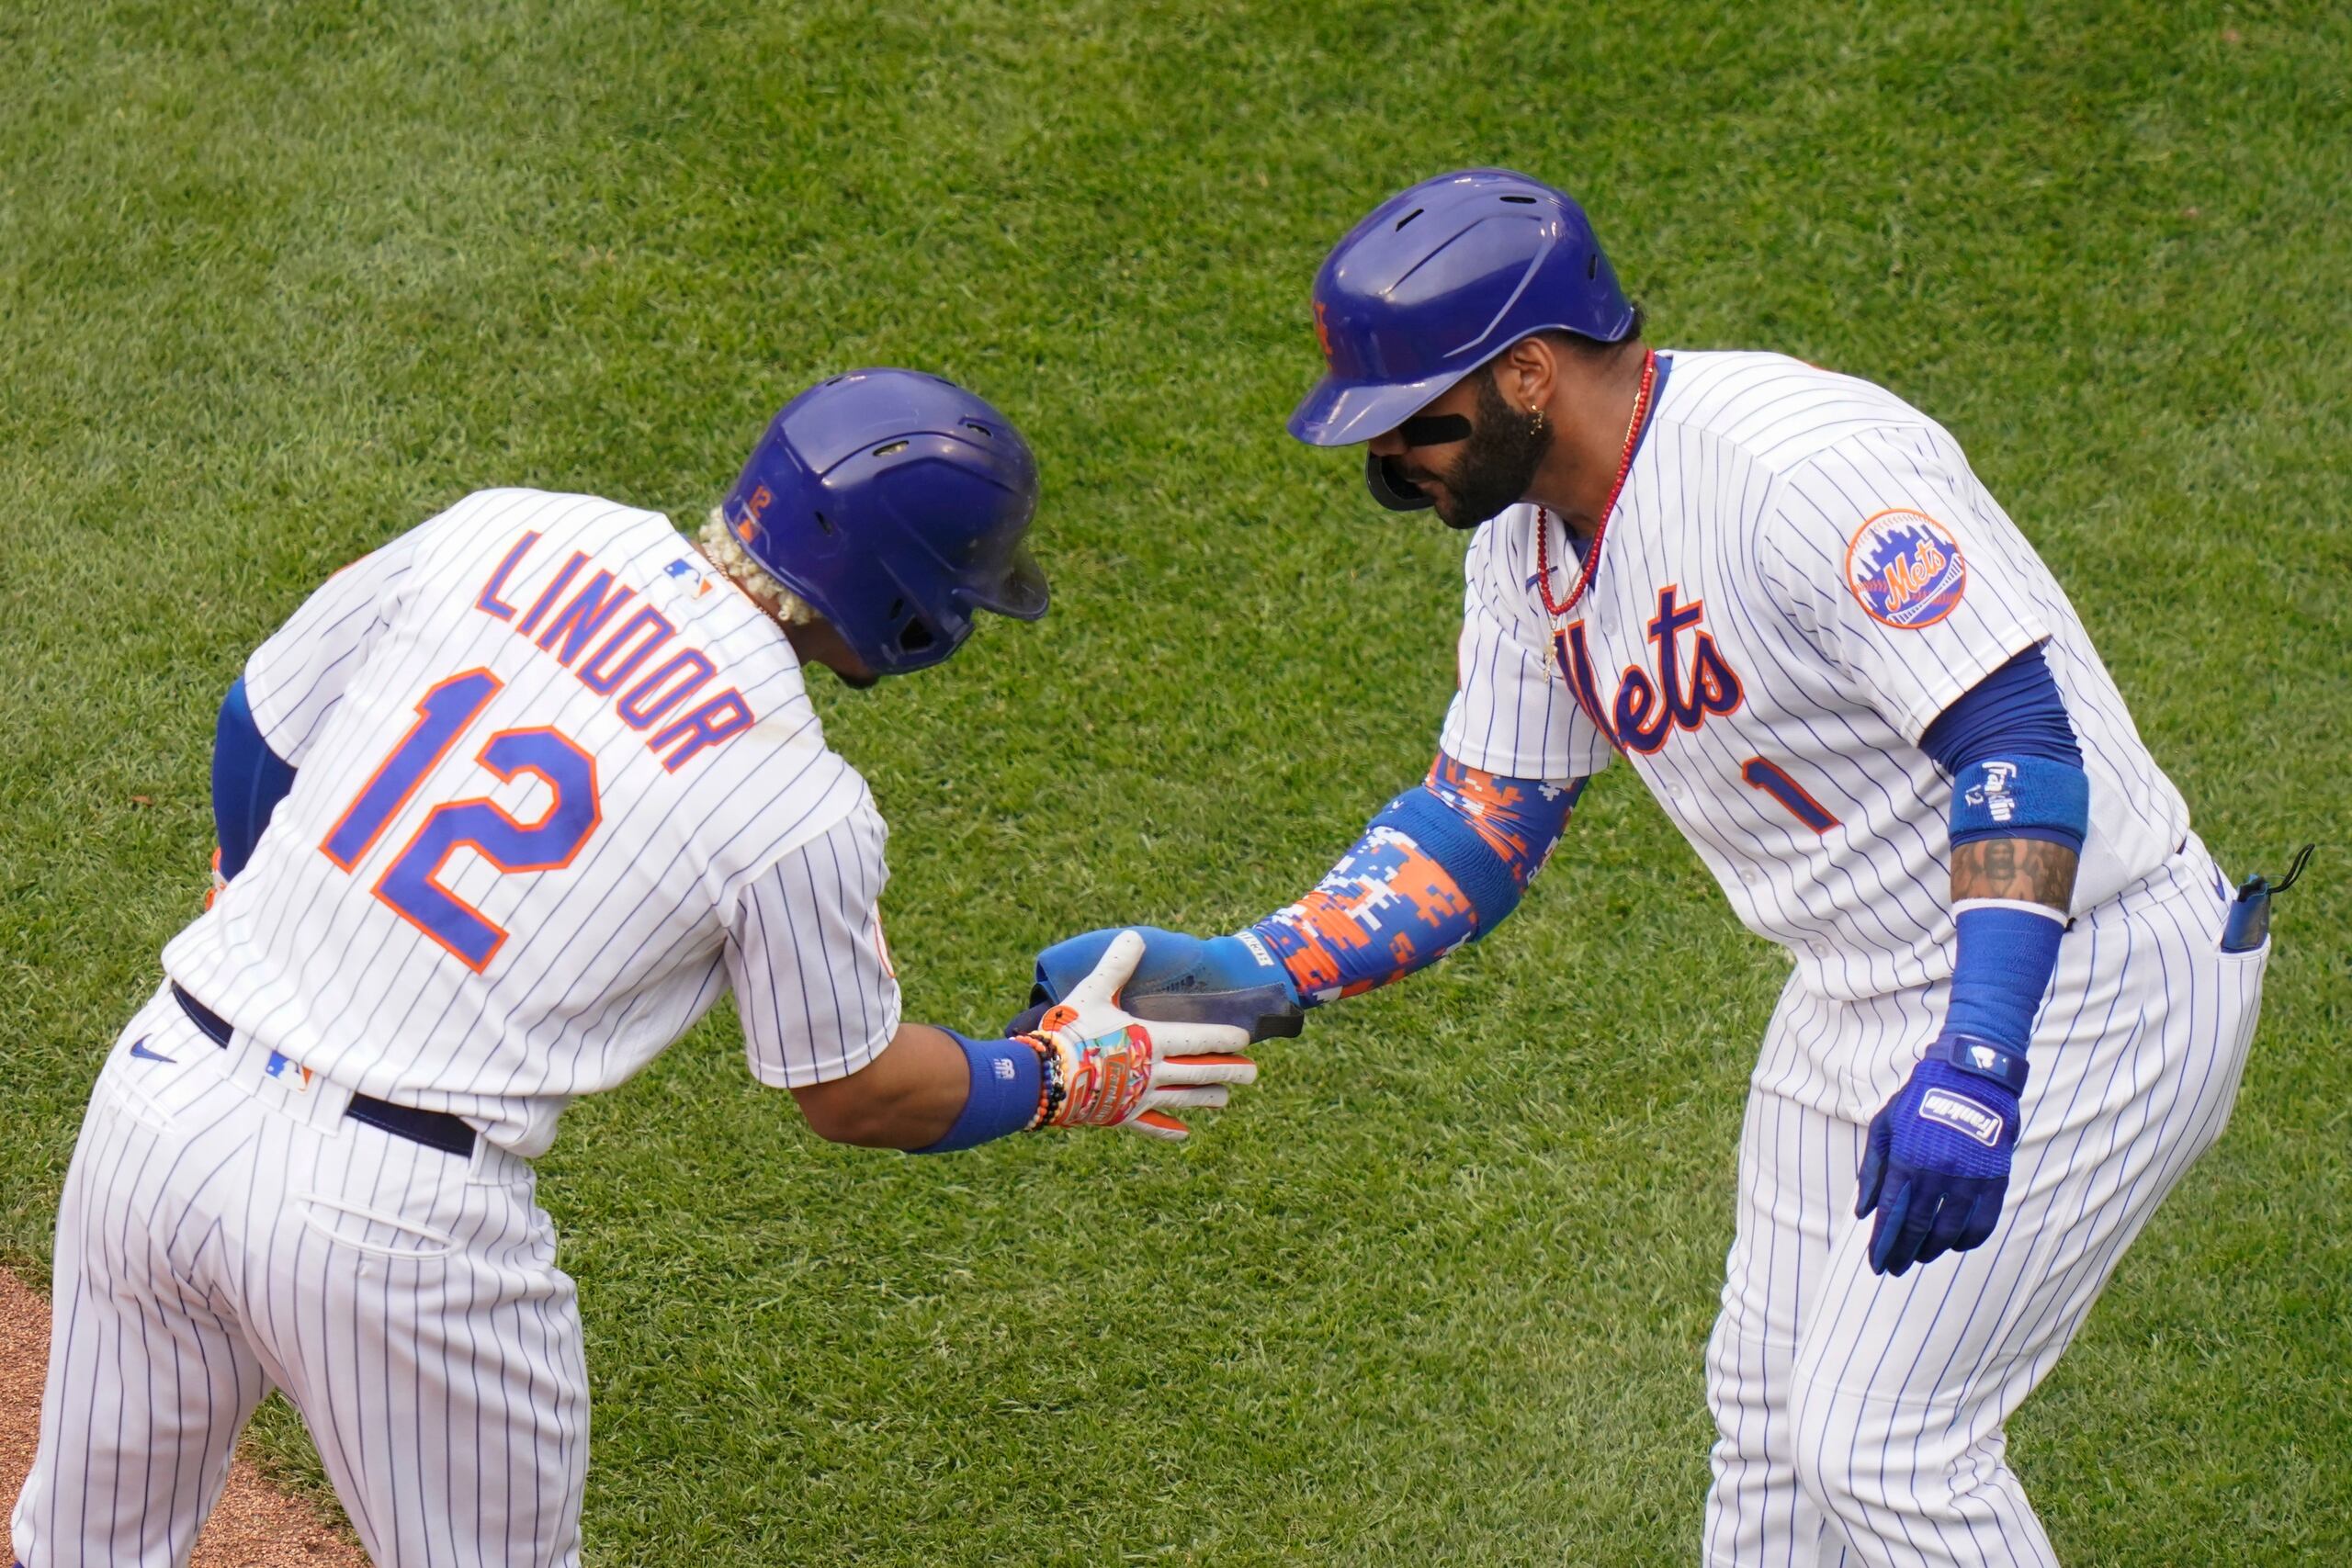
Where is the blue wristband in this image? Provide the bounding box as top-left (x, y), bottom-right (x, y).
top-left (1948, 756), bottom-right (2088, 852)
top-left (910, 1030), bottom-right (1043, 1154)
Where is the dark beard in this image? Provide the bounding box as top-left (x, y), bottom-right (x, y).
top-left (1430, 372), bottom-right (1552, 530)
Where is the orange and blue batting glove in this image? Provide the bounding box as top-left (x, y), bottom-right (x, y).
top-left (1020, 931), bottom-right (1258, 1142)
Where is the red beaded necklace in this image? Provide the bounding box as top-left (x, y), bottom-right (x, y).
top-left (1534, 349), bottom-right (1658, 619)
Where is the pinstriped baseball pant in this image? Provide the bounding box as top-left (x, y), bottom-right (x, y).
top-left (9, 982), bottom-right (589, 1568)
top-left (1701, 838), bottom-right (2266, 1567)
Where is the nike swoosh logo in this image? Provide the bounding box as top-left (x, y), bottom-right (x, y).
top-left (128, 1038), bottom-right (177, 1064)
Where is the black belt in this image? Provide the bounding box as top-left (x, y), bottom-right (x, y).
top-left (172, 985), bottom-right (477, 1158)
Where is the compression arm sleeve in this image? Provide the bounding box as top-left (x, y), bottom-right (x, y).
top-left (212, 676), bottom-right (299, 881)
top-left (1920, 641), bottom-right (2086, 844)
top-left (1919, 644), bottom-right (2086, 1058)
top-left (1249, 754), bottom-right (1581, 1005)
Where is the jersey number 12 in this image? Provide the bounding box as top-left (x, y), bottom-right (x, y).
top-left (320, 669), bottom-right (603, 971)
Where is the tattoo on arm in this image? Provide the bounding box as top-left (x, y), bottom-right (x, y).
top-left (1951, 838), bottom-right (2079, 912)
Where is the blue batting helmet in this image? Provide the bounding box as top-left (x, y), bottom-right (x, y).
top-left (1288, 169), bottom-right (1635, 450)
top-left (721, 369), bottom-right (1047, 675)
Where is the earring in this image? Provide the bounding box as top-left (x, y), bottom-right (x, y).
top-left (1528, 406), bottom-right (1546, 434)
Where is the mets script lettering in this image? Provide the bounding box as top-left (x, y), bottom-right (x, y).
top-left (1553, 586), bottom-right (1744, 754)
top-left (1880, 532), bottom-right (1951, 616)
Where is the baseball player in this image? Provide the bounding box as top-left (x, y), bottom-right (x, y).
top-left (1030, 171), bottom-right (2288, 1564)
top-left (10, 369), bottom-right (1254, 1568)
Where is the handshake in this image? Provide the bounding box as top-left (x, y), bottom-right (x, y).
top-left (1012, 926), bottom-right (1304, 1143)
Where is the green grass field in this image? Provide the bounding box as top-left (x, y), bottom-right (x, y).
top-left (4, 1), bottom-right (2348, 1562)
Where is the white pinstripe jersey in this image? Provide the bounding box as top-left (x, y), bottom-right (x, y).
top-left (163, 489), bottom-right (903, 1156)
top-left (1440, 351), bottom-right (2187, 1002)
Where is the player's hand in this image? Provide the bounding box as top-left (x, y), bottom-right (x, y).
top-left (1855, 1051), bottom-right (2021, 1276)
top-left (1016, 926), bottom-right (1303, 1043)
top-left (1019, 930), bottom-right (1257, 1142)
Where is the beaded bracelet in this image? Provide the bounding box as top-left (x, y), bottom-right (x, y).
top-left (1016, 1033), bottom-right (1065, 1129)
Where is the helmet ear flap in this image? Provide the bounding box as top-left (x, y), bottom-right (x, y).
top-left (1365, 451), bottom-right (1434, 512)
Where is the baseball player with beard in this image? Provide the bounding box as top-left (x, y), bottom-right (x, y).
top-left (11, 369), bottom-right (1254, 1567)
top-left (1030, 171), bottom-right (2290, 1564)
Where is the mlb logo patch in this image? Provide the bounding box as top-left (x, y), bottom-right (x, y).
top-left (1844, 509), bottom-right (1967, 628)
top-left (265, 1051), bottom-right (316, 1091)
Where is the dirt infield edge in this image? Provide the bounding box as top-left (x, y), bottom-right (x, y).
top-left (1, 1265), bottom-right (367, 1566)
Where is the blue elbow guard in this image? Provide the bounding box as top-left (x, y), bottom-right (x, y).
top-left (1376, 786), bottom-right (1522, 934)
top-left (910, 1031), bottom-right (1042, 1153)
top-left (1949, 757), bottom-right (2088, 852)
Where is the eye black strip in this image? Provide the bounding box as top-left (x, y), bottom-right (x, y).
top-left (1397, 412), bottom-right (1472, 447)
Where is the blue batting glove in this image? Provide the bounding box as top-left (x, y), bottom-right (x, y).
top-left (1855, 1037), bottom-right (2025, 1276)
top-left (1016, 927), bottom-right (1302, 1041)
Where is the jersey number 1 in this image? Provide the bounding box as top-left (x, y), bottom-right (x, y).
top-left (1740, 756), bottom-right (1840, 833)
top-left (320, 670), bottom-right (602, 971)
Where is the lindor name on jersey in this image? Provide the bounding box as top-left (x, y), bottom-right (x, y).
top-left (1440, 351), bottom-right (2188, 1003)
top-left (472, 527), bottom-right (758, 773)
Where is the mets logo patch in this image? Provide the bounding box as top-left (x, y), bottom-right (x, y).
top-left (1844, 509), bottom-right (1967, 628)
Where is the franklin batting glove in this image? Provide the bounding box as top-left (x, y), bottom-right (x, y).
top-left (1856, 1037), bottom-right (2025, 1276)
